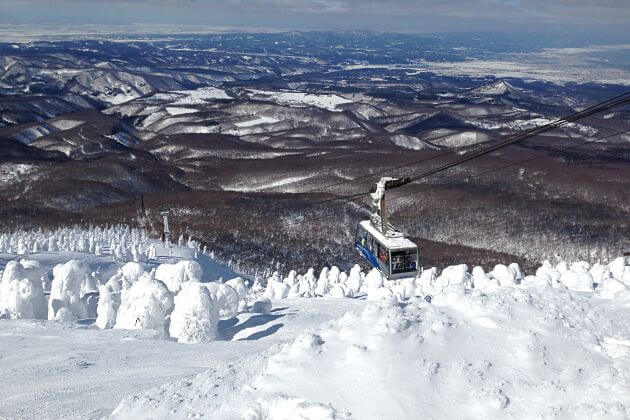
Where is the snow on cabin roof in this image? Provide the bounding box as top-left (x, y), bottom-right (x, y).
top-left (360, 220), bottom-right (417, 250)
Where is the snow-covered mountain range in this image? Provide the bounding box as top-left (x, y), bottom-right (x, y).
top-left (0, 32), bottom-right (628, 286)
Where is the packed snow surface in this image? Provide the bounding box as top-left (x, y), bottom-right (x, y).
top-left (0, 295), bottom-right (362, 419)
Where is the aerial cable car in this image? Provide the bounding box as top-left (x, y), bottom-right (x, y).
top-left (354, 177), bottom-right (419, 280)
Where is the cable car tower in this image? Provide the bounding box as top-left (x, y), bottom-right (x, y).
top-left (161, 210), bottom-right (171, 245)
top-left (354, 177), bottom-right (419, 280)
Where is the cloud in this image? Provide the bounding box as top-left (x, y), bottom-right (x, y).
top-left (4, 0), bottom-right (629, 32)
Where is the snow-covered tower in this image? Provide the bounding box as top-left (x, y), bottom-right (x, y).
top-left (137, 195), bottom-right (147, 229)
top-left (161, 211), bottom-right (171, 244)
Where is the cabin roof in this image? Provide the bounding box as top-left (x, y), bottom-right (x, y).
top-left (359, 220), bottom-right (417, 250)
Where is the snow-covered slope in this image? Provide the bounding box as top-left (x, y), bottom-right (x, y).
top-left (149, 87), bottom-right (233, 105)
top-left (1, 225), bottom-right (630, 419)
top-left (471, 80), bottom-right (521, 96)
top-left (246, 89), bottom-right (353, 111)
top-left (111, 259), bottom-right (630, 420)
top-left (0, 293), bottom-right (364, 419)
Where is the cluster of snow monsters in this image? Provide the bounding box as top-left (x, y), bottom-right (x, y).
top-left (263, 257), bottom-right (630, 303)
top-left (0, 257), bottom-right (250, 343)
top-left (98, 260), bottom-right (251, 343)
top-left (1, 223), bottom-right (628, 346)
top-left (0, 225), bottom-right (200, 262)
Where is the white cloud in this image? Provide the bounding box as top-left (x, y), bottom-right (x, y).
top-left (4, 0), bottom-right (629, 32)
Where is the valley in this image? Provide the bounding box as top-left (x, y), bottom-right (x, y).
top-left (1, 32), bottom-right (629, 274)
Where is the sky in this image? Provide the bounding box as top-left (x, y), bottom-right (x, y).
top-left (2, 0), bottom-right (629, 39)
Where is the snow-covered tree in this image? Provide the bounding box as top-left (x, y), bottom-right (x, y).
top-left (114, 272), bottom-right (174, 336)
top-left (169, 282), bottom-right (220, 343)
top-left (0, 260), bottom-right (48, 319)
top-left (48, 260), bottom-right (97, 320)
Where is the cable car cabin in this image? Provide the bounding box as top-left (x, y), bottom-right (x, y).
top-left (354, 220), bottom-right (419, 280)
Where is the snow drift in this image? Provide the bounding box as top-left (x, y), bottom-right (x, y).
top-left (1, 222), bottom-right (628, 419)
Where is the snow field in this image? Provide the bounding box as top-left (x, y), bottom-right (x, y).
top-left (234, 115), bottom-right (281, 127)
top-left (2, 224), bottom-right (630, 418)
top-left (246, 89), bottom-right (353, 111)
top-left (218, 286), bottom-right (630, 419)
top-left (165, 106), bottom-right (198, 115)
top-left (116, 255), bottom-right (630, 419)
top-left (2, 225), bottom-right (630, 419)
top-left (150, 87), bottom-right (233, 105)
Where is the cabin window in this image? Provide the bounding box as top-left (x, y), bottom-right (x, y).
top-left (391, 250), bottom-right (417, 274)
top-left (356, 227), bottom-right (368, 248)
top-left (378, 244), bottom-right (389, 264)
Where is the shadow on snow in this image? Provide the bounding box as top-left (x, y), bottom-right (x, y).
top-left (218, 312), bottom-right (286, 341)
